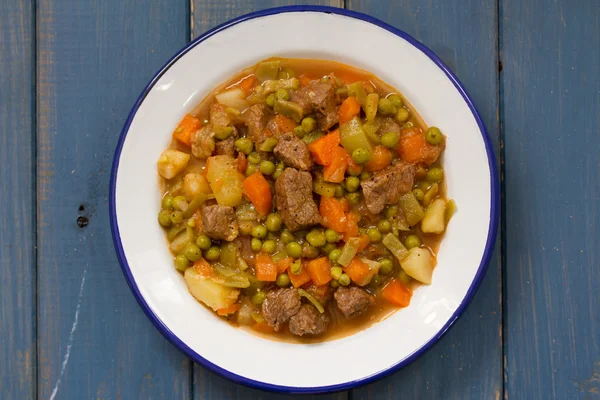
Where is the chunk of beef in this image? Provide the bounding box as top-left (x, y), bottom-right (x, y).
top-left (201, 204), bottom-right (239, 241)
top-left (262, 288), bottom-right (301, 331)
top-left (304, 283), bottom-right (333, 307)
top-left (290, 80), bottom-right (340, 131)
top-left (288, 305), bottom-right (330, 336)
top-left (275, 168), bottom-right (321, 231)
top-left (233, 236), bottom-right (255, 266)
top-left (360, 162), bottom-right (416, 214)
top-left (334, 286), bottom-right (375, 319)
top-left (245, 104), bottom-right (271, 144)
top-left (273, 133), bottom-right (313, 171)
top-left (191, 125), bottom-right (215, 159)
top-left (214, 127), bottom-right (238, 157)
top-left (379, 117), bottom-right (401, 134)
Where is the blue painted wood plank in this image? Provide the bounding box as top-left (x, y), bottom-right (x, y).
top-left (190, 2), bottom-right (347, 398)
top-left (0, 0), bottom-right (36, 398)
top-left (36, 1), bottom-right (192, 398)
top-left (346, 1), bottom-right (503, 399)
top-left (501, 0), bottom-right (600, 398)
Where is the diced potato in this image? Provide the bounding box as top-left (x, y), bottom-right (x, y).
top-left (206, 155), bottom-right (244, 207)
top-left (183, 173), bottom-right (212, 201)
top-left (421, 198), bottom-right (447, 234)
top-left (237, 298), bottom-right (255, 326)
top-left (184, 267), bottom-right (240, 311)
top-left (400, 247), bottom-right (434, 284)
top-left (215, 88), bottom-right (248, 112)
top-left (157, 149), bottom-right (190, 179)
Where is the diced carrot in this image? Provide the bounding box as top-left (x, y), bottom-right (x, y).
top-left (236, 152), bottom-right (247, 173)
top-left (356, 234), bottom-right (371, 251)
top-left (306, 257), bottom-right (332, 286)
top-left (319, 196), bottom-right (348, 233)
top-left (364, 145), bottom-right (393, 172)
top-left (338, 96), bottom-right (361, 125)
top-left (276, 257), bottom-right (293, 274)
top-left (243, 172), bottom-right (272, 216)
top-left (323, 147), bottom-right (348, 183)
top-left (343, 212), bottom-right (360, 241)
top-left (381, 278), bottom-right (413, 307)
top-left (193, 258), bottom-right (213, 277)
top-left (255, 253), bottom-right (277, 282)
top-left (343, 258), bottom-right (372, 286)
top-left (339, 197), bottom-right (349, 213)
top-left (273, 114), bottom-right (297, 134)
top-left (397, 127), bottom-right (443, 166)
top-left (288, 263), bottom-right (312, 288)
top-left (308, 130), bottom-right (340, 166)
top-left (217, 303), bottom-right (240, 316)
top-left (298, 74), bottom-right (313, 86)
top-left (346, 156), bottom-right (363, 176)
top-left (172, 114), bottom-right (202, 147)
top-left (239, 74), bottom-right (256, 93)
top-left (253, 321), bottom-right (274, 334)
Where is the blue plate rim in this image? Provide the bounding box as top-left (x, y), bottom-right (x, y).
top-left (109, 5), bottom-right (500, 394)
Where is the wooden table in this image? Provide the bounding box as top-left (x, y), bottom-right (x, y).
top-left (1, 0), bottom-right (598, 398)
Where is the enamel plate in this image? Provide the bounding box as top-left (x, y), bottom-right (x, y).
top-left (110, 6), bottom-right (499, 394)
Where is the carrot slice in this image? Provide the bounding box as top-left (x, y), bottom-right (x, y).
top-left (193, 258), bottom-right (213, 277)
top-left (308, 130), bottom-right (340, 166)
top-left (339, 97), bottom-right (361, 125)
top-left (255, 253), bottom-right (277, 282)
top-left (273, 114), bottom-right (297, 134)
top-left (319, 196), bottom-right (348, 233)
top-left (381, 278), bottom-right (413, 307)
top-left (239, 75), bottom-right (256, 93)
top-left (343, 212), bottom-right (360, 241)
top-left (397, 127), bottom-right (443, 166)
top-left (243, 172), bottom-right (272, 216)
top-left (276, 257), bottom-right (293, 274)
top-left (217, 303), bottom-right (240, 316)
top-left (364, 145), bottom-right (393, 172)
top-left (288, 262), bottom-right (312, 288)
top-left (323, 147), bottom-right (348, 183)
top-left (306, 257), bottom-right (332, 286)
top-left (356, 234), bottom-right (371, 251)
top-left (172, 114), bottom-right (202, 146)
top-left (343, 258), bottom-right (372, 286)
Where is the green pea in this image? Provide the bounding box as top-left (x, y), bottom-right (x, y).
top-left (262, 240), bottom-right (276, 254)
top-left (402, 121), bottom-right (414, 129)
top-left (346, 192), bottom-right (361, 206)
top-left (267, 232), bottom-right (278, 241)
top-left (173, 196), bottom-right (188, 211)
top-left (378, 98), bottom-right (397, 116)
top-left (404, 234), bottom-right (422, 249)
top-left (247, 152), bottom-right (261, 165)
top-left (398, 269), bottom-right (411, 285)
top-left (396, 108), bottom-right (410, 123)
top-left (338, 273), bottom-right (351, 286)
top-left (264, 213), bottom-right (282, 232)
top-left (275, 88), bottom-right (290, 101)
top-left (259, 160), bottom-right (276, 175)
top-left (329, 248), bottom-right (342, 263)
top-left (280, 229), bottom-right (295, 244)
top-left (302, 243), bottom-right (320, 259)
top-left (426, 127), bottom-right (443, 145)
top-left (252, 224), bottom-right (267, 239)
top-left (261, 137), bottom-right (279, 152)
top-left (184, 243), bottom-right (202, 262)
top-left (370, 274), bottom-right (382, 287)
top-left (379, 258), bottom-right (393, 275)
top-left (345, 176), bottom-right (360, 193)
top-left (293, 125), bottom-right (305, 138)
top-left (334, 184), bottom-right (346, 198)
top-left (330, 266), bottom-right (343, 280)
top-left (381, 131), bottom-right (399, 149)
top-left (196, 235), bottom-right (212, 250)
top-left (384, 205), bottom-right (398, 219)
top-left (290, 259), bottom-right (302, 275)
top-left (388, 94), bottom-right (403, 108)
top-left (426, 167), bottom-right (444, 183)
top-left (158, 210), bottom-right (172, 227)
top-left (265, 93), bottom-right (276, 107)
top-left (352, 148), bottom-right (371, 165)
top-left (170, 211), bottom-right (183, 224)
top-left (286, 242), bottom-right (302, 258)
top-left (412, 188), bottom-right (425, 201)
top-left (162, 195), bottom-right (174, 210)
top-left (234, 137), bottom-right (254, 155)
top-left (306, 229), bottom-right (326, 248)
top-left (301, 117), bottom-right (316, 134)
top-left (174, 254), bottom-right (189, 271)
top-left (360, 171), bottom-right (372, 181)
top-left (245, 164), bottom-right (258, 177)
top-left (251, 238), bottom-right (263, 252)
top-left (367, 227), bottom-right (382, 243)
top-left (214, 126), bottom-right (234, 140)
top-left (251, 291), bottom-right (266, 305)
top-left (204, 246), bottom-right (221, 261)
top-left (322, 243), bottom-right (337, 254)
top-left (272, 162), bottom-right (284, 179)
top-left (276, 273), bottom-right (291, 287)
top-left (377, 219), bottom-right (392, 233)
top-left (325, 229), bottom-right (342, 243)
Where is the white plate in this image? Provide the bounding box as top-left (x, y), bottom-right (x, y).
top-left (110, 6), bottom-right (499, 394)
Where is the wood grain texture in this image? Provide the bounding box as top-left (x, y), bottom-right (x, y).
top-left (501, 0), bottom-right (600, 398)
top-left (0, 0), bottom-right (36, 399)
top-left (346, 1), bottom-right (503, 399)
top-left (190, 3), bottom-right (346, 399)
top-left (36, 0), bottom-right (192, 398)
